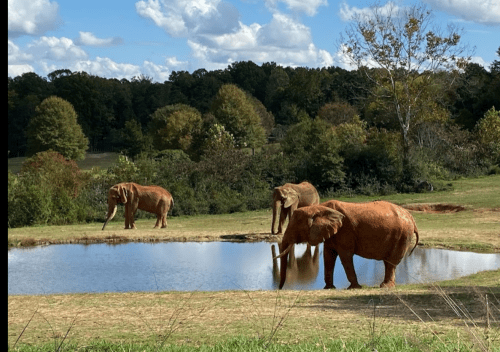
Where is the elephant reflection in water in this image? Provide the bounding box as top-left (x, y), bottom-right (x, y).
top-left (271, 244), bottom-right (320, 288)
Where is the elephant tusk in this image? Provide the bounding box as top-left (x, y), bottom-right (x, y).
top-left (273, 243), bottom-right (293, 260)
top-left (102, 206), bottom-right (117, 230)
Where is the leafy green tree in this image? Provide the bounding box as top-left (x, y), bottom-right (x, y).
top-left (476, 107), bottom-right (500, 163)
top-left (210, 84), bottom-right (266, 150)
top-left (148, 104), bottom-right (202, 153)
top-left (341, 1), bottom-right (471, 178)
top-left (318, 101), bottom-right (359, 125)
top-left (281, 116), bottom-right (344, 191)
top-left (26, 96), bottom-right (89, 160)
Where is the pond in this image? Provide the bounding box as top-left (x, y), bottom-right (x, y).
top-left (8, 242), bottom-right (500, 295)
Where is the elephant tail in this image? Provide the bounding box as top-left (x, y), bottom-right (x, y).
top-left (408, 226), bottom-right (419, 256)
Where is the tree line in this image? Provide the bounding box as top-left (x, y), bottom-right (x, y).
top-left (9, 55), bottom-right (500, 154)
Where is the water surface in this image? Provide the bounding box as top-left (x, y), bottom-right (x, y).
top-left (8, 242), bottom-right (499, 295)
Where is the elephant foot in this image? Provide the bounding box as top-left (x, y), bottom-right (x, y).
top-left (380, 281), bottom-right (395, 288)
top-left (323, 284), bottom-right (336, 289)
top-left (347, 283), bottom-right (362, 289)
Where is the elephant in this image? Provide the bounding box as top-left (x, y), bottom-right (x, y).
top-left (271, 243), bottom-right (320, 288)
top-left (102, 182), bottom-right (174, 230)
top-left (275, 200), bottom-right (419, 290)
top-left (271, 181), bottom-right (320, 235)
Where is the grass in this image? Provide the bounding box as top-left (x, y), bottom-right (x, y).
top-left (8, 271), bottom-right (500, 351)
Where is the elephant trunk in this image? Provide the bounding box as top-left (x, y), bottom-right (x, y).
top-left (271, 199), bottom-right (281, 234)
top-left (102, 204), bottom-right (117, 230)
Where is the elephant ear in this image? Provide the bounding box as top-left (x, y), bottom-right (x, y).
top-left (282, 188), bottom-right (299, 208)
top-left (117, 184), bottom-right (128, 203)
top-left (307, 207), bottom-right (344, 246)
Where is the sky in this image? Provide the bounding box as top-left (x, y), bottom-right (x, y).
top-left (8, 0), bottom-right (500, 82)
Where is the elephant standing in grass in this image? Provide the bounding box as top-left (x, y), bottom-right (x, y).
top-left (275, 200), bottom-right (419, 290)
top-left (102, 182), bottom-right (174, 230)
top-left (271, 182), bottom-right (320, 235)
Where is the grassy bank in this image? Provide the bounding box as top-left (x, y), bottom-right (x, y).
top-left (8, 270), bottom-right (500, 350)
top-left (8, 175), bottom-right (500, 252)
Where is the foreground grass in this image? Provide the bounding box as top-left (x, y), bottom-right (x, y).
top-left (8, 270), bottom-right (500, 351)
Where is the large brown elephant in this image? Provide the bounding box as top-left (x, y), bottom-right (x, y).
top-left (275, 200), bottom-right (419, 290)
top-left (102, 182), bottom-right (174, 230)
top-left (271, 182), bottom-right (320, 235)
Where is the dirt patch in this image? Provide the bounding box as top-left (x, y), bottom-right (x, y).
top-left (403, 203), bottom-right (467, 213)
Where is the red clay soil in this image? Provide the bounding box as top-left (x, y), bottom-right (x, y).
top-left (402, 203), bottom-right (467, 213)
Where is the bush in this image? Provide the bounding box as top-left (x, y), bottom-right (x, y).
top-left (8, 151), bottom-right (90, 227)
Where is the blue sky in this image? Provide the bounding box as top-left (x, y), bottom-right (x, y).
top-left (8, 0), bottom-right (500, 82)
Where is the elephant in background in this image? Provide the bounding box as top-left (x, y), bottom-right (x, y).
top-left (102, 182), bottom-right (174, 230)
top-left (271, 181), bottom-right (320, 235)
top-left (275, 200), bottom-right (419, 290)
top-left (271, 243), bottom-right (320, 288)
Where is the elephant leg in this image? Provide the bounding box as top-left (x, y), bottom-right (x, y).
top-left (129, 205), bottom-right (138, 229)
top-left (154, 215), bottom-right (161, 228)
top-left (124, 204), bottom-right (131, 229)
top-left (161, 214), bottom-right (167, 228)
top-left (323, 245), bottom-right (338, 289)
top-left (380, 261), bottom-right (396, 288)
top-left (339, 253), bottom-right (361, 289)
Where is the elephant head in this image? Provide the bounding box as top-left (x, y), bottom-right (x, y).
top-left (275, 205), bottom-right (344, 289)
top-left (102, 183), bottom-right (128, 230)
top-left (271, 185), bottom-right (299, 234)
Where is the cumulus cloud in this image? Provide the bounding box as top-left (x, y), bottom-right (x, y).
top-left (8, 39), bottom-right (33, 63)
top-left (28, 36), bottom-right (88, 61)
top-left (8, 0), bottom-right (61, 38)
top-left (72, 57), bottom-right (143, 79)
top-left (258, 13), bottom-right (311, 48)
top-left (135, 0), bottom-right (239, 37)
top-left (75, 32), bottom-right (123, 47)
top-left (265, 0), bottom-right (327, 16)
top-left (424, 0), bottom-right (500, 26)
top-left (136, 0), bottom-right (333, 71)
top-left (339, 1), bottom-right (401, 22)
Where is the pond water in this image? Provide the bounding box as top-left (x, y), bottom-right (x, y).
top-left (8, 242), bottom-right (500, 295)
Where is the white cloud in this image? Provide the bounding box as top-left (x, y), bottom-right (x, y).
top-left (71, 57), bottom-right (142, 79)
top-left (339, 1), bottom-right (401, 22)
top-left (265, 0), bottom-right (327, 16)
top-left (8, 39), bottom-right (33, 63)
top-left (8, 0), bottom-right (61, 38)
top-left (258, 13), bottom-right (312, 48)
top-left (8, 64), bottom-right (34, 77)
top-left (143, 60), bottom-right (171, 81)
top-left (136, 0), bottom-right (333, 71)
top-left (135, 0), bottom-right (239, 37)
top-left (165, 56), bottom-right (189, 69)
top-left (75, 32), bottom-right (123, 47)
top-left (28, 36), bottom-right (88, 61)
top-left (424, 0), bottom-right (500, 26)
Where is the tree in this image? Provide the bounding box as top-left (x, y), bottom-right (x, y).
top-left (317, 101), bottom-right (359, 125)
top-left (148, 104), bottom-right (202, 153)
top-left (476, 107), bottom-right (500, 163)
top-left (26, 96), bottom-right (89, 160)
top-left (210, 84), bottom-right (266, 150)
top-left (340, 1), bottom-right (471, 177)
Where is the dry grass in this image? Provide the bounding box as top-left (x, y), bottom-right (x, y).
top-left (8, 273), bottom-right (500, 348)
